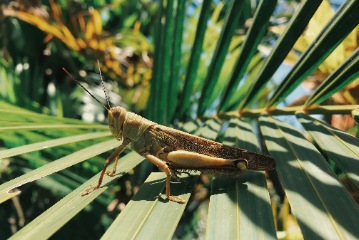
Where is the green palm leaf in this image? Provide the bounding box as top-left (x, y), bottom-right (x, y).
top-left (1, 0), bottom-right (358, 239)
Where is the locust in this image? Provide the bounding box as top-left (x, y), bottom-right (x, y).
top-left (63, 65), bottom-right (275, 203)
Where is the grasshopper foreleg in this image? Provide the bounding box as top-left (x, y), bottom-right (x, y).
top-left (145, 154), bottom-right (186, 204)
top-left (105, 149), bottom-right (122, 177)
top-left (81, 139), bottom-right (130, 196)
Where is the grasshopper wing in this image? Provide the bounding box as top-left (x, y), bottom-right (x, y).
top-left (150, 125), bottom-right (275, 171)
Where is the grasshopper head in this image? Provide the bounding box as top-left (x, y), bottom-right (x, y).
top-left (62, 64), bottom-right (128, 142)
top-left (108, 106), bottom-right (127, 141)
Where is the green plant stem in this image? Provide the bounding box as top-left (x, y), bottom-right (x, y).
top-left (220, 105), bottom-right (359, 118)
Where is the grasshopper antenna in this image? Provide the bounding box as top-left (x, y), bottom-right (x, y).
top-left (62, 67), bottom-right (110, 111)
top-left (97, 59), bottom-right (111, 110)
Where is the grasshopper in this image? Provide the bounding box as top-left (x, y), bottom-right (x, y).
top-left (63, 66), bottom-right (275, 203)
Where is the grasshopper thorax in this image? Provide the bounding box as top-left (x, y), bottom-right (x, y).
top-left (108, 106), bottom-right (127, 141)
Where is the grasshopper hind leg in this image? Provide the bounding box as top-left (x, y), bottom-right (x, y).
top-left (145, 154), bottom-right (186, 204)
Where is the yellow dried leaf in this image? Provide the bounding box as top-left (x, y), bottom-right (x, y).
top-left (293, 0), bottom-right (358, 73)
top-left (78, 15), bottom-right (86, 33)
top-left (49, 0), bottom-right (64, 27)
top-left (282, 51), bottom-right (299, 66)
top-left (99, 41), bottom-right (106, 51)
top-left (43, 34), bottom-right (54, 43)
top-left (89, 39), bottom-right (98, 50)
top-left (295, 1), bottom-right (334, 51)
top-left (269, 25), bottom-right (286, 36)
top-left (60, 26), bottom-right (79, 50)
top-left (85, 21), bottom-right (95, 41)
top-left (92, 10), bottom-right (102, 36)
top-left (76, 38), bottom-right (87, 49)
top-left (4, 9), bottom-right (62, 41)
top-left (105, 59), bottom-right (113, 68)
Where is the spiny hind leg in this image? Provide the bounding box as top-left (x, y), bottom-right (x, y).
top-left (157, 147), bottom-right (191, 184)
top-left (156, 146), bottom-right (187, 181)
top-left (145, 154), bottom-right (185, 204)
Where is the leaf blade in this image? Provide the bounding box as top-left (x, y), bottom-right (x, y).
top-left (259, 115), bottom-right (359, 239)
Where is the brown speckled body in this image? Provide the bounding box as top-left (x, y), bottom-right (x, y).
top-left (117, 105), bottom-right (276, 174)
top-left (155, 125), bottom-right (274, 170)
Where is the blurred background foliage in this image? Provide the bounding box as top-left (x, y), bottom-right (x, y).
top-left (1, 0), bottom-right (358, 121)
top-left (0, 0), bottom-right (160, 238)
top-left (1, 0), bottom-right (156, 118)
top-left (0, 0), bottom-right (358, 239)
